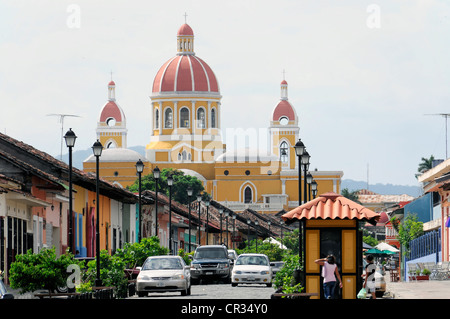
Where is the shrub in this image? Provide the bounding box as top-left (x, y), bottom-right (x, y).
top-left (9, 248), bottom-right (81, 294)
top-left (273, 254), bottom-right (304, 294)
top-left (114, 236), bottom-right (169, 269)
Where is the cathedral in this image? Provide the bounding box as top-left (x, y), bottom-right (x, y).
top-left (83, 22), bottom-right (343, 214)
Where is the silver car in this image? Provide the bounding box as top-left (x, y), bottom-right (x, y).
top-left (136, 256), bottom-right (191, 297)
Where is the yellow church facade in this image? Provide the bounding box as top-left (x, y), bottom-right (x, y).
top-left (83, 22), bottom-right (343, 214)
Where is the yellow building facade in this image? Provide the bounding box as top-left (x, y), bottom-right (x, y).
top-left (84, 22), bottom-right (343, 214)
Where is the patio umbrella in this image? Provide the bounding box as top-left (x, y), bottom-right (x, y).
top-left (375, 242), bottom-right (399, 252)
top-left (365, 248), bottom-right (384, 255)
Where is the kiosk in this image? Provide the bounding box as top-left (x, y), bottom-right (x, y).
top-left (282, 192), bottom-right (380, 299)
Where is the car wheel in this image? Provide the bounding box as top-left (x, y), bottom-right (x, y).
top-left (266, 283), bottom-right (272, 287)
top-left (231, 283), bottom-right (238, 287)
top-left (137, 291), bottom-right (147, 297)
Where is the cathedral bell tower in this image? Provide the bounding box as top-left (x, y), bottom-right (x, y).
top-left (269, 79), bottom-right (299, 171)
top-left (97, 80), bottom-right (128, 148)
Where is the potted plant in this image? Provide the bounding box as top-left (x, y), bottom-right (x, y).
top-left (416, 268), bottom-right (430, 280)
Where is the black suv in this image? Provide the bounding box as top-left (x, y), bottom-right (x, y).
top-left (190, 245), bottom-right (231, 284)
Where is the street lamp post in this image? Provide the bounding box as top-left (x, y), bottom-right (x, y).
top-left (64, 128), bottom-right (76, 254)
top-left (205, 196), bottom-right (210, 245)
top-left (247, 220), bottom-right (251, 248)
top-left (135, 159), bottom-right (144, 242)
top-left (306, 172), bottom-right (313, 202)
top-left (92, 139), bottom-right (103, 287)
top-left (294, 139), bottom-right (305, 262)
top-left (255, 220), bottom-right (259, 252)
top-left (302, 151), bottom-right (310, 205)
top-left (219, 208), bottom-right (223, 244)
top-left (167, 174), bottom-right (173, 254)
top-left (294, 139), bottom-right (305, 206)
top-left (311, 180), bottom-right (318, 199)
top-left (197, 194), bottom-right (202, 246)
top-left (267, 221), bottom-right (271, 235)
top-left (301, 150), bottom-right (310, 291)
top-left (187, 186), bottom-right (193, 252)
top-left (232, 214), bottom-right (236, 249)
top-left (225, 211), bottom-right (229, 247)
top-left (153, 166), bottom-right (160, 237)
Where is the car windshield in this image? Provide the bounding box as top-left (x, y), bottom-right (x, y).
top-left (143, 258), bottom-right (183, 270)
top-left (236, 256), bottom-right (268, 266)
top-left (194, 248), bottom-right (227, 259)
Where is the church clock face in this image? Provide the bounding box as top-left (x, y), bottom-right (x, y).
top-left (279, 117), bottom-right (288, 125)
top-left (106, 117), bottom-right (116, 126)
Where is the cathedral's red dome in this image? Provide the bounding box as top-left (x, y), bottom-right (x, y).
top-left (177, 23), bottom-right (194, 36)
top-left (152, 24), bottom-right (220, 94)
top-left (272, 100), bottom-right (295, 121)
top-left (152, 54), bottom-right (219, 93)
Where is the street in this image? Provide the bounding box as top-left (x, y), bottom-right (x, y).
top-left (127, 282), bottom-right (275, 299)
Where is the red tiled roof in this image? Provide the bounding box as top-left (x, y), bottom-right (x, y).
top-left (282, 192), bottom-right (380, 225)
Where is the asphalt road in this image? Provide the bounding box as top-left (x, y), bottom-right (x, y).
top-left (128, 282), bottom-right (276, 299)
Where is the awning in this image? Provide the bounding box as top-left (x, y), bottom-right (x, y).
top-left (281, 192), bottom-right (380, 226)
top-left (7, 191), bottom-right (51, 207)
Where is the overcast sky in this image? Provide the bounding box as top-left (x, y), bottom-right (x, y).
top-left (1, 0), bottom-right (449, 187)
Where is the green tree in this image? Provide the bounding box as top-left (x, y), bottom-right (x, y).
top-left (341, 188), bottom-right (361, 203)
top-left (9, 248), bottom-right (81, 294)
top-left (281, 228), bottom-right (299, 255)
top-left (418, 155), bottom-right (435, 173)
top-left (236, 239), bottom-right (286, 261)
top-left (363, 235), bottom-right (378, 247)
top-left (113, 236), bottom-right (169, 269)
top-left (84, 250), bottom-right (129, 298)
top-left (127, 168), bottom-right (204, 204)
top-left (397, 214), bottom-right (423, 255)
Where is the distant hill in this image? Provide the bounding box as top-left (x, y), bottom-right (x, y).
top-left (341, 179), bottom-right (422, 198)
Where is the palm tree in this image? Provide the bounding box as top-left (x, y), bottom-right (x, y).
top-left (417, 155), bottom-right (435, 173)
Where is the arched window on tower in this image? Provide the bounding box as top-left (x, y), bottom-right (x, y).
top-left (197, 108), bottom-right (205, 128)
top-left (211, 108), bottom-right (216, 128)
top-left (280, 141), bottom-right (289, 163)
top-left (165, 108), bottom-right (173, 128)
top-left (244, 186), bottom-right (252, 203)
top-left (155, 109), bottom-right (159, 129)
top-left (180, 107), bottom-right (190, 128)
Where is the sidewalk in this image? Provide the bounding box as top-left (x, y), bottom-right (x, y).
top-left (385, 277), bottom-right (450, 299)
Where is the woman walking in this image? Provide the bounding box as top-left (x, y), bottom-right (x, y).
top-left (315, 255), bottom-right (343, 299)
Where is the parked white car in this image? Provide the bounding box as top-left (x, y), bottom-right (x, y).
top-left (136, 255), bottom-right (191, 297)
top-left (231, 253), bottom-right (272, 287)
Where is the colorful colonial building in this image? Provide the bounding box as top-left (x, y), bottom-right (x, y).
top-left (83, 22), bottom-right (343, 215)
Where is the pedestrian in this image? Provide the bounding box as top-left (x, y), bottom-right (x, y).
top-left (315, 255), bottom-right (343, 299)
top-left (362, 254), bottom-right (376, 299)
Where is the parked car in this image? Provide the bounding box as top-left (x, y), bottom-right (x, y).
top-left (231, 253), bottom-right (272, 287)
top-left (0, 279), bottom-right (14, 299)
top-left (190, 245), bottom-right (231, 284)
top-left (269, 261), bottom-right (285, 278)
top-left (136, 255), bottom-right (191, 297)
